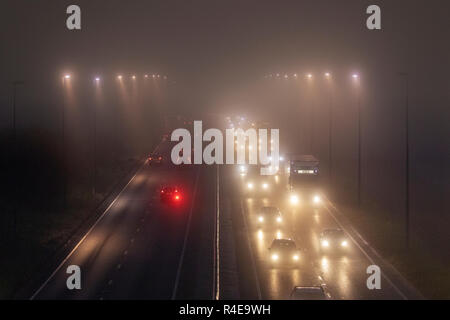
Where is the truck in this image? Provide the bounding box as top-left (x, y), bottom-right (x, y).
top-left (288, 155), bottom-right (322, 206)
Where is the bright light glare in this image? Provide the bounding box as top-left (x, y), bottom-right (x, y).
top-left (276, 217), bottom-right (282, 223)
top-left (262, 183), bottom-right (269, 190)
top-left (313, 195), bottom-right (321, 204)
top-left (258, 216), bottom-right (264, 222)
top-left (64, 74), bottom-right (71, 79)
top-left (307, 73), bottom-right (313, 79)
top-left (325, 72), bottom-right (331, 78)
top-left (352, 74), bottom-right (359, 79)
top-left (247, 183), bottom-right (254, 190)
top-left (322, 240), bottom-right (329, 247)
top-left (293, 255), bottom-right (299, 261)
top-left (341, 241), bottom-right (348, 247)
top-left (290, 194), bottom-right (299, 205)
top-left (271, 254), bottom-right (279, 261)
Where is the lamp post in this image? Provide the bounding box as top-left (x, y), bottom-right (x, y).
top-left (399, 72), bottom-right (410, 249)
top-left (11, 80), bottom-right (24, 237)
top-left (352, 74), bottom-right (362, 207)
top-left (325, 73), bottom-right (333, 187)
top-left (62, 74), bottom-right (71, 210)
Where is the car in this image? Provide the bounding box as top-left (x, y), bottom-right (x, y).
top-left (148, 154), bottom-right (163, 165)
top-left (289, 286), bottom-right (330, 300)
top-left (257, 206), bottom-right (283, 226)
top-left (160, 186), bottom-right (182, 204)
top-left (319, 229), bottom-right (350, 251)
top-left (268, 238), bottom-right (301, 266)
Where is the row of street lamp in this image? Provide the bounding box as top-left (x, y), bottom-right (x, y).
top-left (264, 72), bottom-right (359, 80)
top-left (63, 73), bottom-right (169, 81)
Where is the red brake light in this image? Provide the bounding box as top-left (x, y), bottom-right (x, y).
top-left (161, 190), bottom-right (164, 193)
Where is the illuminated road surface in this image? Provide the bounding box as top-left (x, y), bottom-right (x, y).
top-left (221, 165), bottom-right (420, 300)
top-left (32, 141), bottom-right (216, 300)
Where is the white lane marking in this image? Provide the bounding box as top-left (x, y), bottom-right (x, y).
top-left (213, 165), bottom-right (220, 300)
top-left (240, 199), bottom-right (262, 300)
top-left (171, 169), bottom-right (201, 300)
top-left (30, 140), bottom-right (164, 300)
top-left (321, 198), bottom-right (408, 300)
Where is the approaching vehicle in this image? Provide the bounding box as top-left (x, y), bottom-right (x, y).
top-left (268, 238), bottom-right (301, 266)
top-left (160, 186), bottom-right (182, 204)
top-left (319, 229), bottom-right (350, 251)
top-left (257, 206), bottom-right (283, 226)
top-left (289, 286), bottom-right (329, 300)
top-left (148, 154), bottom-right (163, 165)
top-left (288, 155), bottom-right (321, 206)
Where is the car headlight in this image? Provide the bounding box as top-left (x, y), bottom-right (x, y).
top-left (258, 216), bottom-right (264, 222)
top-left (276, 217), bottom-right (282, 223)
top-left (313, 195), bottom-right (321, 204)
top-left (271, 254), bottom-right (279, 261)
top-left (341, 240), bottom-right (348, 247)
top-left (247, 183), bottom-right (254, 189)
top-left (290, 195), bottom-right (299, 205)
top-left (321, 240), bottom-right (329, 247)
top-left (293, 255), bottom-right (299, 261)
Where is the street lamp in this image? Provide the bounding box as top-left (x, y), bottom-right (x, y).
top-left (11, 80), bottom-right (24, 237)
top-left (352, 73), bottom-right (362, 207)
top-left (399, 72), bottom-right (410, 249)
top-left (325, 73), bottom-right (333, 187)
top-left (61, 74), bottom-right (71, 210)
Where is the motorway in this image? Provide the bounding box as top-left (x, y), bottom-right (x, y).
top-left (32, 140), bottom-right (217, 300)
top-left (220, 164), bottom-right (417, 300)
top-left (31, 118), bottom-right (422, 300)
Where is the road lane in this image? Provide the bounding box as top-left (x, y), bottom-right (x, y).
top-left (223, 164), bottom-right (413, 300)
top-left (32, 141), bottom-right (216, 300)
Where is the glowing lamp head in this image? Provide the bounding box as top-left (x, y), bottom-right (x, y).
top-left (313, 195), bottom-right (321, 204)
top-left (290, 194), bottom-right (299, 205)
